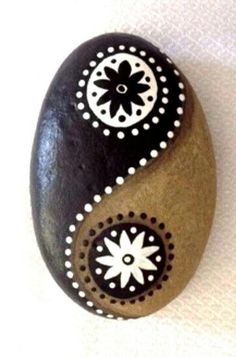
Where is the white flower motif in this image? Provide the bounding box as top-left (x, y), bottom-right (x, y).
top-left (96, 230), bottom-right (159, 288)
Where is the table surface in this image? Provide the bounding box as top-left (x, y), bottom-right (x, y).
top-left (0, 0), bottom-right (235, 356)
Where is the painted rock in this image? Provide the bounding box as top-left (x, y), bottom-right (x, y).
top-left (31, 33), bottom-right (216, 320)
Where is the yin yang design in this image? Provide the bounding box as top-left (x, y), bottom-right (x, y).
top-left (32, 33), bottom-right (195, 321)
top-left (64, 38), bottom-right (186, 319)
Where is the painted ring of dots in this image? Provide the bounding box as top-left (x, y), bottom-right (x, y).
top-left (65, 212), bottom-right (174, 318)
top-left (75, 45), bottom-right (185, 141)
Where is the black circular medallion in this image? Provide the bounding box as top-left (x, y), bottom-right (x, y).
top-left (88, 223), bottom-right (166, 299)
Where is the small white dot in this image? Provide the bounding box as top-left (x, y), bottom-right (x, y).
top-left (179, 94), bottom-right (185, 101)
top-left (96, 246), bottom-right (103, 252)
top-left (149, 57), bottom-right (155, 63)
top-left (117, 317), bottom-right (124, 321)
top-left (143, 123), bottom-right (150, 130)
top-left (162, 97), bottom-right (168, 104)
top-left (83, 69), bottom-right (89, 76)
top-left (76, 91), bottom-right (83, 98)
top-left (92, 121), bottom-right (99, 128)
top-left (166, 57), bottom-right (172, 64)
top-left (66, 236), bottom-right (73, 244)
top-left (111, 230), bottom-right (117, 237)
top-left (67, 271), bottom-right (73, 279)
top-left (97, 52), bottom-right (104, 58)
top-left (84, 203), bottom-right (93, 212)
top-left (119, 45), bottom-right (125, 50)
top-left (65, 261), bottom-right (71, 268)
top-left (167, 131), bottom-right (174, 139)
top-left (163, 87), bottom-right (169, 94)
top-left (77, 102), bottom-right (85, 110)
top-left (152, 116), bottom-right (159, 124)
top-left (139, 158), bottom-right (147, 166)
top-left (83, 112), bottom-right (90, 120)
top-left (117, 131), bottom-right (125, 139)
top-left (90, 60), bottom-right (96, 67)
top-left (94, 194), bottom-right (101, 203)
top-left (140, 50), bottom-right (146, 56)
top-left (96, 309), bottom-right (103, 314)
top-left (160, 76), bottom-right (167, 82)
top-left (149, 235), bottom-right (155, 242)
top-left (156, 255), bottom-right (162, 262)
top-left (151, 150), bottom-right (158, 158)
top-left (116, 176), bottom-right (124, 185)
top-left (108, 47), bottom-right (114, 53)
top-left (96, 268), bottom-right (102, 275)
top-left (109, 282), bottom-right (116, 289)
top-left (78, 80), bottom-right (85, 87)
top-left (178, 82), bottom-right (184, 89)
top-left (87, 301), bottom-right (94, 307)
top-left (159, 107), bottom-right (165, 114)
top-left (69, 225), bottom-right (76, 232)
top-left (78, 291), bottom-right (85, 298)
top-left (160, 141), bottom-right (167, 149)
top-left (65, 249), bottom-right (71, 256)
top-left (103, 129), bottom-right (110, 136)
top-left (128, 167), bottom-right (135, 175)
top-left (76, 213), bottom-right (84, 221)
top-left (174, 69), bottom-right (180, 76)
top-left (129, 46), bottom-right (136, 52)
top-left (174, 120), bottom-right (181, 127)
top-left (129, 285), bottom-right (135, 292)
top-left (105, 186), bottom-right (112, 194)
top-left (148, 275), bottom-right (154, 281)
top-left (107, 314), bottom-right (114, 318)
top-left (130, 226), bottom-right (137, 234)
top-left (156, 66), bottom-right (162, 72)
top-left (72, 282), bottom-right (79, 289)
top-left (177, 107), bottom-right (183, 115)
top-left (132, 128), bottom-right (139, 136)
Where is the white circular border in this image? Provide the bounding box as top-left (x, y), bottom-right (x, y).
top-left (76, 45), bottom-right (185, 139)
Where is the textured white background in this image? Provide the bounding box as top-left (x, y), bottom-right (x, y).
top-left (0, 0), bottom-right (235, 356)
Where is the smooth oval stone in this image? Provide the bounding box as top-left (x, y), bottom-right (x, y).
top-left (31, 33), bottom-right (216, 319)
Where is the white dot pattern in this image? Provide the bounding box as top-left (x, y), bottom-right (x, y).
top-left (66, 44), bottom-right (185, 319)
top-left (75, 45), bottom-right (184, 139)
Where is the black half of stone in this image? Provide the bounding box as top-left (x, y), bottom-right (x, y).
top-left (31, 33), bottom-right (184, 309)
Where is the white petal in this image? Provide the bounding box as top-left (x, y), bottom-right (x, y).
top-left (141, 246), bottom-right (160, 257)
top-left (120, 269), bottom-right (132, 288)
top-left (104, 237), bottom-right (121, 258)
top-left (104, 265), bottom-right (121, 280)
top-left (131, 231), bottom-right (145, 251)
top-left (131, 266), bottom-right (144, 285)
top-left (139, 257), bottom-right (157, 271)
top-left (119, 230), bottom-right (132, 251)
top-left (96, 255), bottom-right (115, 266)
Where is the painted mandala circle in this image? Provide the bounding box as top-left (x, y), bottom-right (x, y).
top-left (87, 53), bottom-right (158, 128)
top-left (88, 223), bottom-right (166, 299)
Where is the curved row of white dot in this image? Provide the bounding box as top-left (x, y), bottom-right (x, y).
top-left (64, 111), bottom-right (183, 319)
top-left (75, 45), bottom-right (185, 139)
top-left (67, 44), bottom-right (185, 318)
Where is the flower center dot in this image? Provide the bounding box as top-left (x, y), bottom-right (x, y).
top-left (122, 254), bottom-right (134, 265)
top-left (116, 84), bottom-right (128, 94)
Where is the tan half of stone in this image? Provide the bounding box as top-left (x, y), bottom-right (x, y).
top-left (71, 81), bottom-right (216, 319)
